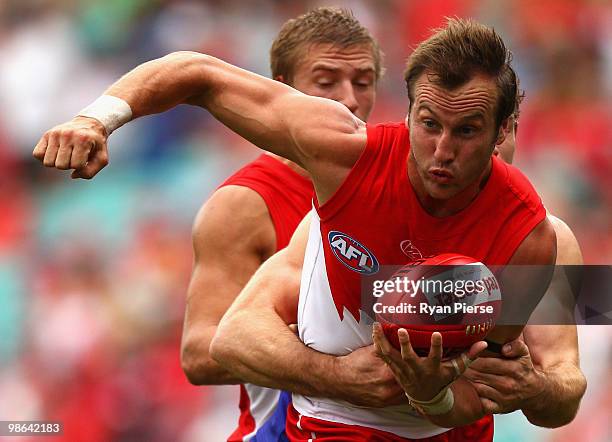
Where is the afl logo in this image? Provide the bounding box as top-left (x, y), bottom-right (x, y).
top-left (328, 231), bottom-right (379, 275)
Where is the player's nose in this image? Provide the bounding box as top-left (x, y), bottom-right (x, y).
top-left (336, 80), bottom-right (359, 116)
top-left (433, 131), bottom-right (455, 164)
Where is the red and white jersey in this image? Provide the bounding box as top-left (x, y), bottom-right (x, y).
top-left (220, 154), bottom-right (313, 442)
top-left (295, 123), bottom-right (546, 439)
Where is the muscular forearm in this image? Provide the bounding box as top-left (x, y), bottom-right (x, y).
top-left (521, 362), bottom-right (586, 428)
top-left (181, 325), bottom-right (243, 385)
top-left (210, 308), bottom-right (341, 398)
top-left (105, 51), bottom-right (212, 119)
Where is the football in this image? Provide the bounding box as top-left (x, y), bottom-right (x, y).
top-left (375, 254), bottom-right (502, 357)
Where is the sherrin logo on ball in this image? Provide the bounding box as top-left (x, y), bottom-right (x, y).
top-left (328, 231), bottom-right (379, 275)
top-left (375, 253), bottom-right (502, 357)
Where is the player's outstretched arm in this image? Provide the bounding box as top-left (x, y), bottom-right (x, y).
top-left (32, 51), bottom-right (365, 186)
top-left (180, 186), bottom-right (276, 385)
top-left (210, 215), bottom-right (405, 407)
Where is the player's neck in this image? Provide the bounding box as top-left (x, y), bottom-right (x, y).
top-left (264, 152), bottom-right (310, 178)
top-left (407, 156), bottom-right (492, 218)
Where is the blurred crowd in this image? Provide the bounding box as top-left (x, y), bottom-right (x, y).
top-left (0, 0), bottom-right (610, 441)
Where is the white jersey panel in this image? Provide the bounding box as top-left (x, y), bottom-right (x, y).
top-left (295, 209), bottom-right (448, 439)
top-left (297, 209), bottom-right (372, 354)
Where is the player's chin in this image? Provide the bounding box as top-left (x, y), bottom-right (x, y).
top-left (424, 182), bottom-right (458, 200)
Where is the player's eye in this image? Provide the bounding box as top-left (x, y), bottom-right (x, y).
top-left (354, 80), bottom-right (373, 88)
top-left (423, 119), bottom-right (437, 129)
top-left (460, 126), bottom-right (477, 136)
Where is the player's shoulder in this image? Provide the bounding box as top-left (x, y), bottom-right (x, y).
top-left (509, 214), bottom-right (556, 265)
top-left (221, 154), bottom-right (310, 191)
top-left (192, 185), bottom-right (276, 258)
top-left (547, 214), bottom-right (574, 236)
top-left (364, 121), bottom-right (409, 156)
top-left (366, 121), bottom-right (408, 138)
top-left (369, 121), bottom-right (407, 129)
top-left (547, 214), bottom-right (583, 265)
top-left (221, 154), bottom-right (281, 185)
top-left (494, 157), bottom-right (542, 214)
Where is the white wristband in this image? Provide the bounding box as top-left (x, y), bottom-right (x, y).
top-left (406, 387), bottom-right (454, 416)
top-left (78, 95), bottom-right (133, 135)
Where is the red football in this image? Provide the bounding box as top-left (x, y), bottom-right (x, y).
top-left (375, 254), bottom-right (502, 357)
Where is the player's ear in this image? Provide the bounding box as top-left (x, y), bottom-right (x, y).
top-left (405, 101), bottom-right (415, 128)
top-left (495, 117), bottom-right (511, 146)
top-left (513, 118), bottom-right (519, 137)
top-left (275, 75), bottom-right (287, 84)
top-left (405, 106), bottom-right (412, 128)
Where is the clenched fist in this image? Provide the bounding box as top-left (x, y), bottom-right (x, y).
top-left (33, 116), bottom-right (109, 179)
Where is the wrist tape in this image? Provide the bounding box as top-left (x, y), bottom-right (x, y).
top-left (406, 387), bottom-right (454, 416)
top-left (78, 95), bottom-right (132, 135)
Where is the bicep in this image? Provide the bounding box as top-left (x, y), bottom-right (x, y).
top-left (548, 215), bottom-right (583, 265)
top-left (505, 218), bottom-right (557, 313)
top-left (185, 259), bottom-right (259, 330)
top-left (488, 218), bottom-right (558, 344)
top-left (190, 56), bottom-right (365, 176)
top-left (184, 187), bottom-right (274, 330)
top-left (528, 216), bottom-right (583, 325)
top-left (508, 217), bottom-right (557, 266)
top-left (227, 215), bottom-right (311, 325)
top-left (524, 216), bottom-right (582, 369)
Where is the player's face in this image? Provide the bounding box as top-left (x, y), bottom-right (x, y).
top-left (288, 43), bottom-right (376, 122)
top-left (407, 72), bottom-right (508, 200)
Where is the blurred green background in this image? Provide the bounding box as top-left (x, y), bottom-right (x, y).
top-left (0, 0), bottom-right (610, 441)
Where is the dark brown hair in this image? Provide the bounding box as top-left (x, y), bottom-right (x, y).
top-left (270, 7), bottom-right (383, 84)
top-left (404, 18), bottom-right (519, 128)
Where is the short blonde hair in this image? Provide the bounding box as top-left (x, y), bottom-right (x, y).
top-left (270, 7), bottom-right (384, 84)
